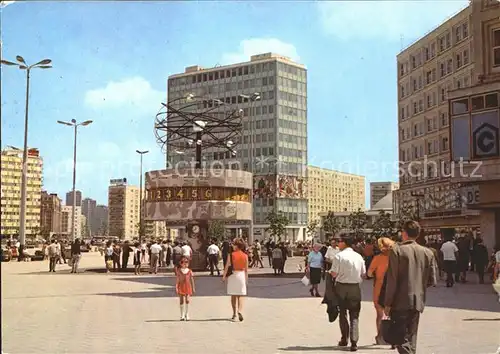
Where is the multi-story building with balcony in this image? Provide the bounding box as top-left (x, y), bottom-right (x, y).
top-left (167, 53), bottom-right (308, 240)
top-left (0, 147), bottom-right (43, 238)
top-left (108, 178), bottom-right (139, 240)
top-left (308, 166), bottom-right (365, 223)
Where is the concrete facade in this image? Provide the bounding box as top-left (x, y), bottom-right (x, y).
top-left (65, 190), bottom-right (82, 207)
top-left (40, 191), bottom-right (62, 237)
top-left (308, 166), bottom-right (365, 223)
top-left (370, 181), bottom-right (399, 209)
top-left (61, 205), bottom-right (83, 239)
top-left (107, 182), bottom-right (140, 240)
top-left (0, 147), bottom-right (43, 238)
top-left (167, 53), bottom-right (308, 240)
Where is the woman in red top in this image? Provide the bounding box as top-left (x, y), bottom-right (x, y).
top-left (223, 238), bottom-right (248, 322)
top-left (176, 256), bottom-right (195, 321)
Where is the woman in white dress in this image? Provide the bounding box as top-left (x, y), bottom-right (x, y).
top-left (222, 238), bottom-right (248, 322)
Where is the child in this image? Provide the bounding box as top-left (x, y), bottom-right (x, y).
top-left (176, 256), bottom-right (195, 321)
top-left (133, 242), bottom-right (142, 275)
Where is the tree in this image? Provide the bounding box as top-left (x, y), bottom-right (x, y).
top-left (208, 220), bottom-right (226, 241)
top-left (322, 211), bottom-right (341, 238)
top-left (306, 219), bottom-right (319, 240)
top-left (372, 210), bottom-right (395, 238)
top-left (348, 208), bottom-right (367, 239)
top-left (265, 211), bottom-right (290, 241)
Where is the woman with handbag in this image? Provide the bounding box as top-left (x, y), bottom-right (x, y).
top-left (222, 238), bottom-right (248, 322)
top-left (367, 237), bottom-right (394, 345)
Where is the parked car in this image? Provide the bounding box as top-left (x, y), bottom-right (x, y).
top-left (30, 250), bottom-right (45, 261)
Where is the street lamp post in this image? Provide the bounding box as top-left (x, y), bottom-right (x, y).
top-left (239, 93), bottom-right (260, 242)
top-left (57, 119), bottom-right (93, 242)
top-left (136, 150), bottom-right (149, 244)
top-left (1, 55), bottom-right (52, 259)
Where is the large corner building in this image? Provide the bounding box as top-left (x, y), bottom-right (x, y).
top-left (167, 53), bottom-right (308, 240)
top-left (396, 0), bottom-right (500, 250)
top-left (107, 178), bottom-right (140, 240)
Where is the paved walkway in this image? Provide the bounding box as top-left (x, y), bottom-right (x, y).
top-left (2, 253), bottom-right (499, 353)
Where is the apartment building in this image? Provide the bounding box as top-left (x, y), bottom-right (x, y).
top-left (66, 190), bottom-right (82, 207)
top-left (93, 205), bottom-right (109, 236)
top-left (40, 191), bottom-right (62, 237)
top-left (82, 197), bottom-right (97, 237)
top-left (108, 178), bottom-right (140, 240)
top-left (167, 53), bottom-right (308, 240)
top-left (447, 0), bottom-right (500, 251)
top-left (0, 147), bottom-right (43, 238)
top-left (396, 3), bottom-right (481, 231)
top-left (370, 182), bottom-right (399, 209)
top-left (308, 166), bottom-right (365, 223)
top-left (61, 205), bottom-right (83, 239)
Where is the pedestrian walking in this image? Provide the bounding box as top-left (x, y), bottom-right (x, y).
top-left (172, 241), bottom-right (183, 268)
top-left (112, 243), bottom-right (121, 270)
top-left (223, 238), bottom-right (248, 322)
top-left (176, 256), bottom-right (195, 321)
top-left (207, 239), bottom-right (221, 276)
top-left (133, 242), bottom-right (142, 275)
top-left (330, 235), bottom-right (366, 352)
top-left (221, 240), bottom-right (230, 268)
top-left (47, 239), bottom-right (59, 272)
top-left (441, 231), bottom-right (459, 287)
top-left (150, 240), bottom-right (162, 274)
top-left (121, 241), bottom-right (132, 269)
top-left (384, 220), bottom-right (437, 354)
top-left (104, 241), bottom-right (114, 273)
top-left (70, 238), bottom-right (82, 274)
top-left (472, 238), bottom-right (489, 284)
top-left (306, 243), bottom-right (324, 297)
top-left (165, 240), bottom-right (173, 267)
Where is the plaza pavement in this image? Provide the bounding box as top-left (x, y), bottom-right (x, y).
top-left (1, 252), bottom-right (499, 354)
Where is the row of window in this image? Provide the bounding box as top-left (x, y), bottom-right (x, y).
top-left (399, 49), bottom-right (470, 100)
top-left (400, 112), bottom-right (449, 141)
top-left (400, 161), bottom-right (453, 186)
top-left (400, 136), bottom-right (449, 162)
top-left (399, 22), bottom-right (469, 76)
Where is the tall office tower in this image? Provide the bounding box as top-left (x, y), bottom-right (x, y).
top-left (40, 191), bottom-right (62, 237)
top-left (93, 205), bottom-right (109, 236)
top-left (167, 53), bottom-right (308, 240)
top-left (0, 147), bottom-right (43, 238)
top-left (81, 197), bottom-right (97, 237)
top-left (308, 166), bottom-right (365, 223)
top-left (370, 182), bottom-right (399, 209)
top-left (66, 190), bottom-right (82, 207)
top-left (61, 205), bottom-right (83, 239)
top-left (107, 178), bottom-right (140, 240)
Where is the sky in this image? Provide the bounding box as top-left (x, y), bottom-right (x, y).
top-left (1, 0), bottom-right (469, 207)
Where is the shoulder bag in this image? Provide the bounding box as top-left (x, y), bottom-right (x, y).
top-left (226, 252), bottom-right (234, 277)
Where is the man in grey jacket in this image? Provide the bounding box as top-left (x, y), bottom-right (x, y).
top-left (384, 220), bottom-right (437, 354)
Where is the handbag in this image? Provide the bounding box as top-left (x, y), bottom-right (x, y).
top-left (226, 253), bottom-right (234, 277)
top-left (381, 315), bottom-right (405, 345)
top-left (301, 275), bottom-right (310, 286)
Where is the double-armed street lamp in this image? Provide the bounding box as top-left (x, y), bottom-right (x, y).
top-left (239, 93), bottom-right (261, 242)
top-left (1, 55), bottom-right (52, 259)
top-left (136, 150), bottom-right (149, 244)
top-left (57, 119), bottom-right (93, 242)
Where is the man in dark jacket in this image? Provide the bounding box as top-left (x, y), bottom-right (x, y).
top-left (384, 220), bottom-right (436, 354)
top-left (473, 238), bottom-right (489, 284)
top-left (121, 241), bottom-right (133, 269)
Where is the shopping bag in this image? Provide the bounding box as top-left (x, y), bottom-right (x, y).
top-left (106, 260), bottom-right (113, 269)
top-left (381, 316), bottom-right (405, 345)
top-left (301, 275), bottom-right (310, 286)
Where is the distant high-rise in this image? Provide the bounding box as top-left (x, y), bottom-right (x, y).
top-left (40, 191), bottom-right (62, 237)
top-left (82, 198), bottom-right (97, 237)
top-left (66, 190), bottom-right (82, 207)
top-left (93, 205), bottom-right (109, 236)
top-left (108, 179), bottom-right (139, 240)
top-left (370, 182), bottom-right (399, 209)
top-left (61, 206), bottom-right (83, 239)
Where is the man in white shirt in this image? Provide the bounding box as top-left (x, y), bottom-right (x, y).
top-left (181, 242), bottom-right (193, 258)
top-left (150, 241), bottom-right (162, 274)
top-left (324, 238), bottom-right (340, 274)
top-left (207, 239), bottom-right (221, 276)
top-left (441, 233), bottom-right (459, 287)
top-left (330, 235), bottom-right (366, 352)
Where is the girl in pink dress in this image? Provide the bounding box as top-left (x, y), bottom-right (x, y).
top-left (176, 256), bottom-right (195, 321)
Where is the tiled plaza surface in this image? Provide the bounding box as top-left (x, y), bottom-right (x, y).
top-left (2, 252), bottom-right (499, 354)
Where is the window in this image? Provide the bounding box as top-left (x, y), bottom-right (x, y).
top-left (441, 137), bottom-right (449, 151)
top-left (485, 93), bottom-right (499, 108)
top-left (463, 23), bottom-right (468, 38)
top-left (493, 29), bottom-right (500, 67)
top-left (463, 49), bottom-right (469, 65)
top-left (399, 63), bottom-right (404, 76)
top-left (455, 26), bottom-right (462, 42)
top-left (441, 112), bottom-right (448, 127)
top-left (452, 98), bottom-right (468, 114)
top-left (456, 53), bottom-right (462, 69)
top-left (446, 33), bottom-right (451, 48)
top-left (439, 37), bottom-right (445, 51)
top-left (400, 85), bottom-right (405, 98)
